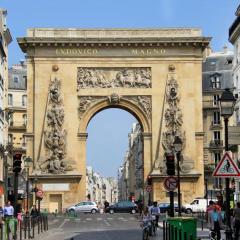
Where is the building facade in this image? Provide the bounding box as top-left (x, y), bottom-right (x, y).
top-left (202, 47), bottom-right (234, 197)
top-left (7, 61), bottom-right (28, 203)
top-left (0, 9), bottom-right (12, 205)
top-left (229, 4), bottom-right (240, 200)
top-left (86, 166), bottom-right (118, 206)
top-left (18, 28), bottom-right (210, 210)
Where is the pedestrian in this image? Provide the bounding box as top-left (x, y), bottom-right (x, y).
top-left (206, 200), bottom-right (215, 222)
top-left (138, 200), bottom-right (143, 216)
top-left (30, 205), bottom-right (39, 227)
top-left (233, 202), bottom-right (240, 240)
top-left (208, 205), bottom-right (223, 240)
top-left (104, 201), bottom-right (109, 213)
top-left (4, 201), bottom-right (14, 219)
top-left (150, 201), bottom-right (160, 227)
top-left (17, 208), bottom-right (23, 227)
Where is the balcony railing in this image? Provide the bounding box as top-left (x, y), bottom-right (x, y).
top-left (203, 100), bottom-right (219, 109)
top-left (209, 140), bottom-right (223, 148)
top-left (8, 101), bottom-right (27, 108)
top-left (210, 121), bottom-right (222, 130)
top-left (9, 121), bottom-right (27, 129)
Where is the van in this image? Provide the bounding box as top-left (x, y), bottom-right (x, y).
top-left (184, 198), bottom-right (217, 213)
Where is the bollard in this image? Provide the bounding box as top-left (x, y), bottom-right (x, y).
top-left (40, 216), bottom-right (43, 232)
top-left (163, 221), bottom-right (166, 240)
top-left (32, 218), bottom-right (35, 239)
top-left (166, 222), bottom-right (169, 240)
top-left (38, 217), bottom-right (40, 234)
top-left (24, 217), bottom-right (27, 239)
top-left (28, 216), bottom-right (31, 239)
top-left (189, 234), bottom-right (193, 240)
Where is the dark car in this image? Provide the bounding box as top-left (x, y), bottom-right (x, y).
top-left (158, 203), bottom-right (185, 213)
top-left (106, 201), bottom-right (138, 214)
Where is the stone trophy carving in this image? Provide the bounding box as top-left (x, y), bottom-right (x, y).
top-left (123, 96), bottom-right (151, 117)
top-left (40, 77), bottom-right (72, 174)
top-left (78, 96), bottom-right (107, 118)
top-left (159, 66), bottom-right (193, 174)
top-left (77, 67), bottom-right (151, 90)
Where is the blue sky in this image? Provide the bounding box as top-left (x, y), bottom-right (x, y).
top-left (1, 0), bottom-right (239, 177)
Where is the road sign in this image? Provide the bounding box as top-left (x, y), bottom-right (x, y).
top-left (163, 176), bottom-right (178, 191)
top-left (213, 151), bottom-right (240, 177)
top-left (146, 185), bottom-right (152, 192)
top-left (36, 189), bottom-right (43, 199)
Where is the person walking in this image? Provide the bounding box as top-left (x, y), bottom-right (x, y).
top-left (4, 201), bottom-right (14, 218)
top-left (104, 200), bottom-right (109, 213)
top-left (208, 205), bottom-right (223, 240)
top-left (233, 202), bottom-right (240, 240)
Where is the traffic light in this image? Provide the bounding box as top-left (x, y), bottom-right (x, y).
top-left (13, 153), bottom-right (22, 173)
top-left (147, 175), bottom-right (152, 185)
top-left (166, 153), bottom-right (175, 175)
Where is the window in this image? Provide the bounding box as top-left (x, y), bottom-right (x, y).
top-left (8, 134), bottom-right (12, 144)
top-left (8, 94), bottom-right (12, 106)
top-left (213, 131), bottom-right (220, 140)
top-left (13, 75), bottom-right (19, 83)
top-left (211, 75), bottom-right (221, 89)
top-left (23, 114), bottom-right (27, 126)
top-left (213, 111), bottom-right (220, 125)
top-left (213, 94), bottom-right (220, 106)
top-left (22, 95), bottom-right (27, 107)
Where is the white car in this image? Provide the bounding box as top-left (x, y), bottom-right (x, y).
top-left (67, 201), bottom-right (98, 214)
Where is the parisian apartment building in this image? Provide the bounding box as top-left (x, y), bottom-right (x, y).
top-left (0, 8), bottom-right (12, 205)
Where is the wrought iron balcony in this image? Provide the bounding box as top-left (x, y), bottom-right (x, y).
top-left (203, 100), bottom-right (219, 109)
top-left (8, 121), bottom-right (27, 130)
top-left (209, 140), bottom-right (223, 148)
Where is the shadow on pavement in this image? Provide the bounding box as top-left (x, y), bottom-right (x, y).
top-left (65, 229), bottom-right (143, 240)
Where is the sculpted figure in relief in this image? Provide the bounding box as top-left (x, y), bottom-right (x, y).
top-left (77, 67), bottom-right (152, 89)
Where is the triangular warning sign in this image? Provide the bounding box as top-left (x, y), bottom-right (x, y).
top-left (213, 152), bottom-right (240, 177)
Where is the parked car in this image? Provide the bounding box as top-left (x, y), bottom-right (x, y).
top-left (66, 201), bottom-right (99, 214)
top-left (158, 202), bottom-right (186, 214)
top-left (185, 198), bottom-right (217, 214)
top-left (106, 201), bottom-right (138, 214)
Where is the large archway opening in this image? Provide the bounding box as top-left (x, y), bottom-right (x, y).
top-left (86, 108), bottom-right (144, 206)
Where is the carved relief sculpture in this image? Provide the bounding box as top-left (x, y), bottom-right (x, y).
top-left (160, 66), bottom-right (193, 174)
top-left (77, 67), bottom-right (151, 90)
top-left (40, 77), bottom-right (72, 174)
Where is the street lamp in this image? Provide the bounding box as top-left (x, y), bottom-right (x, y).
top-left (173, 136), bottom-right (183, 217)
top-left (24, 156), bottom-right (32, 214)
top-left (219, 88), bottom-right (236, 240)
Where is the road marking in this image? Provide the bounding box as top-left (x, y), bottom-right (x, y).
top-left (118, 217), bottom-right (124, 220)
top-left (75, 218), bottom-right (81, 221)
top-left (103, 220), bottom-right (110, 226)
top-left (86, 218), bottom-right (92, 221)
top-left (59, 219), bottom-right (69, 228)
top-left (107, 218), bottom-right (113, 220)
top-left (97, 218), bottom-right (102, 221)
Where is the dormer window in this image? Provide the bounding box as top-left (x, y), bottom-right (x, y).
top-left (210, 74), bottom-right (221, 89)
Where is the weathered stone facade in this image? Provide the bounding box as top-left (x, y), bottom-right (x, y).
top-left (18, 28), bottom-right (210, 210)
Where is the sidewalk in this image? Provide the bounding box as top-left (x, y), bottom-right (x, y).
top-left (158, 221), bottom-right (227, 240)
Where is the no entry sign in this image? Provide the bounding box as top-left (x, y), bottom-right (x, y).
top-left (163, 176), bottom-right (178, 191)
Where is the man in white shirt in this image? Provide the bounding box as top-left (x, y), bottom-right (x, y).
top-left (4, 201), bottom-right (14, 218)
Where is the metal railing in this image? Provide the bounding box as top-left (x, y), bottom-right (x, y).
top-left (0, 214), bottom-right (48, 240)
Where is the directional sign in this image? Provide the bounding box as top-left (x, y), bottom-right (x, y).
top-left (146, 185), bottom-right (152, 192)
top-left (163, 176), bottom-right (178, 191)
top-left (213, 152), bottom-right (240, 177)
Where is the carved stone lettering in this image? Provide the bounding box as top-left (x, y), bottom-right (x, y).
top-left (77, 67), bottom-right (151, 90)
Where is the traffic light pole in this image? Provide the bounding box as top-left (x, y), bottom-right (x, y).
top-left (13, 172), bottom-right (18, 217)
top-left (169, 191), bottom-right (174, 217)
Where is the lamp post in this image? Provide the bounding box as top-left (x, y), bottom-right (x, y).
top-left (219, 88), bottom-right (236, 240)
top-left (24, 156), bottom-right (32, 214)
top-left (173, 136), bottom-right (183, 217)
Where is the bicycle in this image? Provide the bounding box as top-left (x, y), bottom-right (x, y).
top-left (151, 215), bottom-right (157, 236)
top-left (142, 220), bottom-right (151, 240)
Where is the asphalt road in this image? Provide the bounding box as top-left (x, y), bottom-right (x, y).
top-left (35, 213), bottom-right (162, 240)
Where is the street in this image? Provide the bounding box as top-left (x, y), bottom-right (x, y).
top-left (36, 213), bottom-right (162, 240)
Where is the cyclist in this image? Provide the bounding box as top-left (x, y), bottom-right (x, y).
top-left (149, 201), bottom-right (160, 228)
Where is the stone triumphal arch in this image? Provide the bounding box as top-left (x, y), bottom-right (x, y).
top-left (18, 29), bottom-right (210, 211)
